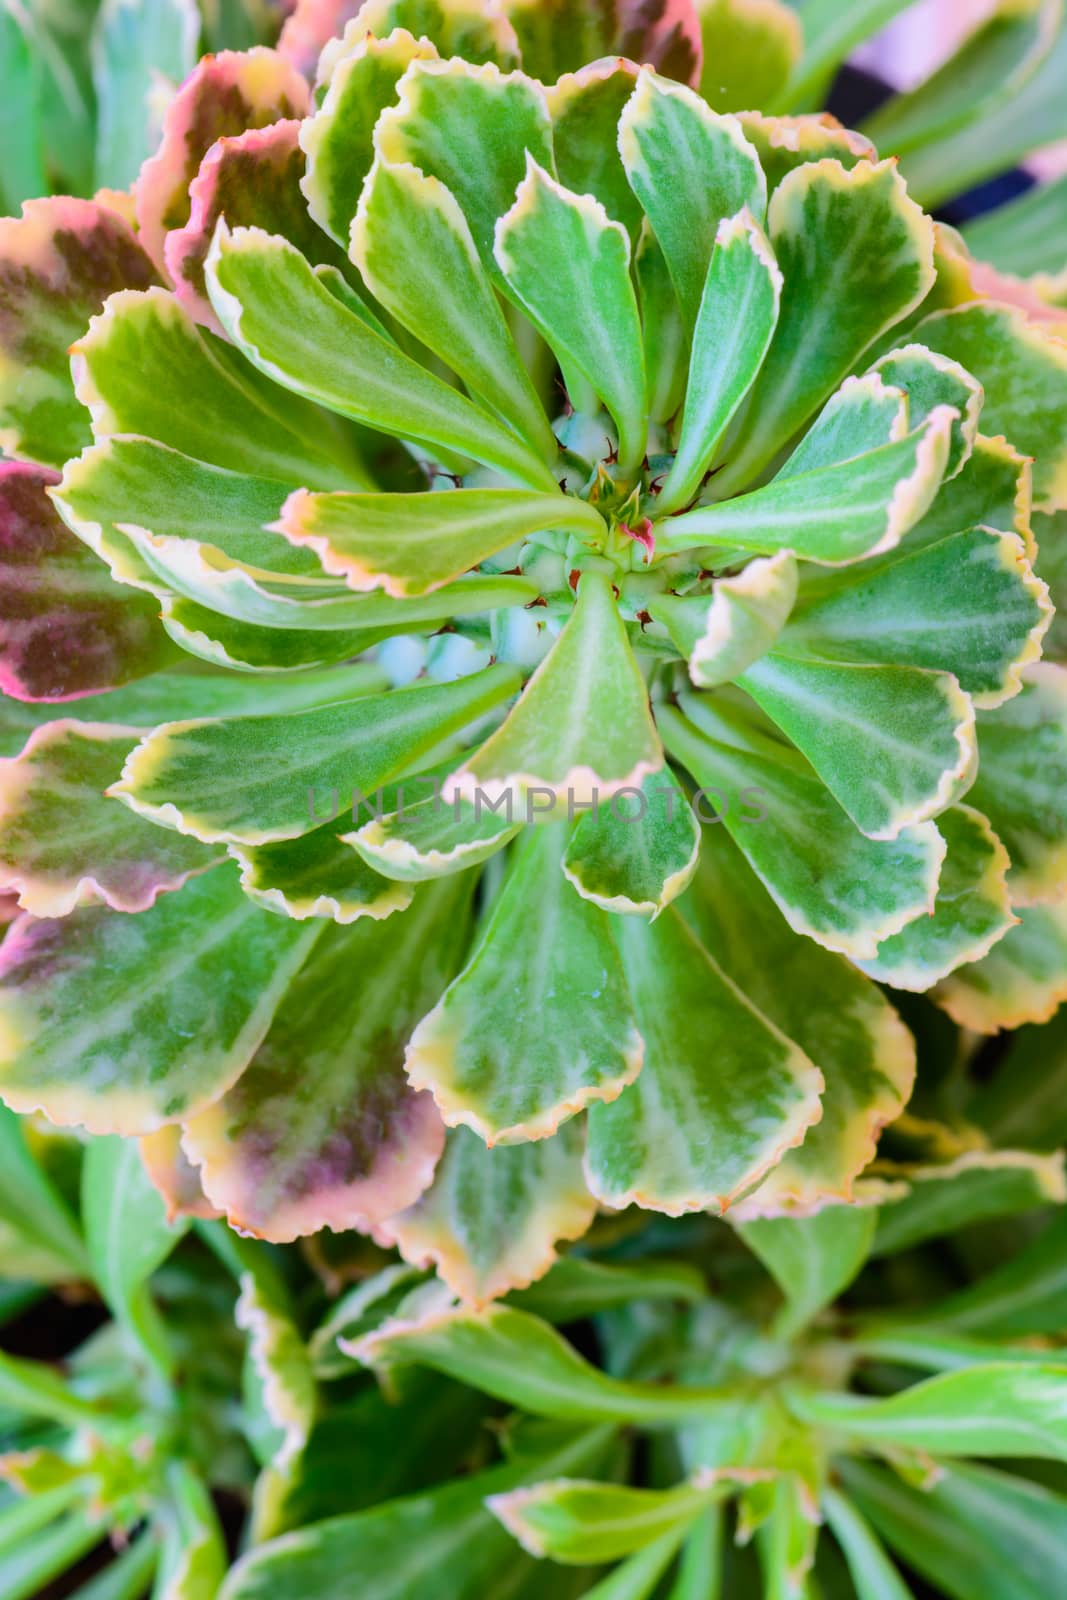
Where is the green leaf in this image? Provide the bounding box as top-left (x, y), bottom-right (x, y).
top-left (2, 1508), bottom-right (104, 1600)
top-left (374, 55), bottom-right (554, 273)
top-left (659, 702), bottom-right (944, 960)
top-left (232, 817), bottom-right (416, 922)
top-left (907, 1211), bottom-right (1067, 1339)
top-left (0, 1), bottom-right (46, 214)
top-left (635, 221), bottom-right (688, 424)
top-left (756, 1473), bottom-right (818, 1600)
top-left (561, 764), bottom-right (700, 917)
top-left (787, 1362), bottom-right (1067, 1461)
top-left (182, 879), bottom-right (473, 1241)
top-left (666, 1507), bottom-right (722, 1600)
top-left (353, 155), bottom-right (556, 463)
top-left (839, 1457), bottom-right (1067, 1600)
top-left (111, 665), bottom-right (520, 845)
top-left (684, 825), bottom-right (915, 1217)
top-left (0, 1349), bottom-right (114, 1431)
top-left (737, 110), bottom-right (874, 190)
top-left (962, 172), bottom-right (1067, 283)
top-left (0, 195), bottom-right (158, 469)
top-left (658, 209), bottom-right (781, 515)
top-left (579, 1524), bottom-right (695, 1600)
top-left (906, 429), bottom-right (1032, 553)
top-left (737, 652), bottom-right (975, 841)
top-left (218, 1422), bottom-right (615, 1600)
top-left (715, 159), bottom-right (935, 492)
top-left (301, 28), bottom-right (439, 247)
top-left (739, 1205), bottom-right (878, 1339)
top-left (205, 224), bottom-right (558, 490)
top-left (651, 555), bottom-right (797, 690)
top-left (821, 1488), bottom-right (913, 1600)
top-left (489, 1477), bottom-right (723, 1564)
top-left (967, 662), bottom-right (1067, 904)
top-left (618, 67), bottom-right (766, 331)
top-left (347, 782), bottom-right (520, 884)
top-left (547, 58), bottom-right (643, 237)
top-left (154, 1462), bottom-right (228, 1600)
top-left (872, 1149), bottom-right (1067, 1257)
top-left (495, 159), bottom-right (645, 476)
top-left (585, 910), bottom-right (821, 1214)
top-left (158, 598), bottom-right (390, 674)
top-left (139, 1125), bottom-right (218, 1224)
top-left (0, 864), bottom-right (318, 1135)
top-left (696, 0), bottom-right (801, 112)
top-left (351, 1302), bottom-right (745, 1424)
top-left (326, 0), bottom-right (520, 72)
top-left (406, 822), bottom-right (643, 1142)
top-left (444, 572), bottom-right (662, 807)
top-left (870, 343), bottom-right (982, 480)
top-left (379, 1123), bottom-right (596, 1305)
top-left (276, 487), bottom-right (600, 597)
top-left (508, 1255), bottom-right (705, 1324)
top-left (70, 1535), bottom-right (158, 1600)
top-left (0, 1104), bottom-right (87, 1281)
top-left (782, 0), bottom-right (912, 108)
top-left (914, 303), bottom-right (1067, 511)
top-left (71, 287), bottom-right (371, 491)
top-left (934, 902), bottom-right (1067, 1033)
top-left (236, 1272), bottom-right (315, 1476)
top-left (82, 1134), bottom-right (188, 1377)
top-left (91, 0), bottom-right (199, 191)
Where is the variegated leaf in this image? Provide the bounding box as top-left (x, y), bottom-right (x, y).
top-left (561, 764), bottom-right (700, 917)
top-left (934, 903), bottom-right (1067, 1034)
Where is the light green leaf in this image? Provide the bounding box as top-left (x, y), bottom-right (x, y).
top-left (374, 56), bottom-right (554, 272)
top-left (204, 225), bottom-right (558, 490)
top-left (736, 110), bottom-right (875, 190)
top-left (111, 665), bottom-right (520, 845)
top-left (561, 764), bottom-right (700, 917)
top-left (347, 782), bottom-right (520, 884)
top-left (379, 1123), bottom-right (596, 1306)
top-left (323, 0), bottom-right (519, 75)
top-left (489, 1476), bottom-right (724, 1564)
top-left (82, 1134), bottom-right (189, 1376)
top-left (275, 487), bottom-right (600, 597)
top-left (586, 909), bottom-right (822, 1214)
top-left (857, 805), bottom-right (1016, 991)
top-left (154, 1462), bottom-right (228, 1600)
top-left (652, 554), bottom-right (798, 689)
top-left (580, 1524), bottom-right (695, 1600)
top-left (2, 1508), bottom-right (104, 1600)
top-left (0, 1349), bottom-right (115, 1431)
top-left (618, 66), bottom-right (766, 331)
top-left (872, 1149), bottom-right (1067, 1257)
top-left (0, 1), bottom-right (46, 214)
top-left (351, 1301), bottom-right (745, 1423)
top-left (905, 429), bottom-right (1031, 554)
top-left (508, 1255), bottom-right (705, 1325)
top-left (657, 208), bottom-right (781, 515)
top-left (715, 159), bottom-right (935, 492)
top-left (962, 171), bottom-right (1067, 284)
top-left (870, 343), bottom-right (982, 480)
top-left (444, 572), bottom-right (662, 807)
top-left (406, 822), bottom-right (643, 1142)
top-left (547, 58), bottom-right (643, 236)
top-left (756, 1473), bottom-right (818, 1600)
top-left (158, 598), bottom-right (388, 674)
top-left (0, 1104), bottom-right (87, 1281)
top-left (787, 1362), bottom-right (1067, 1461)
top-left (696, 0), bottom-right (801, 112)
top-left (659, 701), bottom-right (945, 960)
top-left (911, 1210), bottom-right (1067, 1339)
top-left (934, 902), bottom-right (1067, 1033)
top-left (635, 221), bottom-right (688, 424)
top-left (821, 1487), bottom-right (914, 1600)
top-left (0, 864), bottom-right (318, 1135)
top-left (91, 0), bottom-right (199, 191)
top-left (739, 1205), bottom-right (878, 1339)
top-left (182, 879), bottom-right (473, 1241)
top-left (782, 0), bottom-right (912, 108)
top-left (738, 652), bottom-right (976, 840)
top-left (233, 816), bottom-right (416, 922)
top-left (353, 156), bottom-right (556, 463)
top-left (236, 1272), bottom-right (315, 1475)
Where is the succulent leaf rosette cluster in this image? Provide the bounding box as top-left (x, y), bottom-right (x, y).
top-left (1, 0), bottom-right (1067, 1306)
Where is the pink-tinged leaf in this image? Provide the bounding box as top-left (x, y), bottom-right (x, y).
top-left (618, 0), bottom-right (701, 83)
top-left (278, 0), bottom-right (363, 78)
top-left (0, 721), bottom-right (221, 917)
top-left (182, 878), bottom-right (474, 1242)
top-left (166, 120), bottom-right (354, 336)
top-left (135, 48), bottom-right (311, 275)
top-left (140, 1125), bottom-right (220, 1222)
top-left (0, 197), bottom-right (159, 468)
top-left (0, 462), bottom-right (176, 703)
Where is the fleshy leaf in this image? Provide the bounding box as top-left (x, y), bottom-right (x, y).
top-left (182, 878), bottom-right (473, 1242)
top-left (236, 1270), bottom-right (315, 1476)
top-left (301, 28), bottom-right (438, 246)
top-left (405, 822), bottom-right (643, 1142)
top-left (374, 57), bottom-right (554, 273)
top-left (870, 342), bottom-right (982, 481)
top-left (111, 664), bottom-right (521, 845)
top-left (347, 784), bottom-right (520, 883)
top-left (782, 0), bottom-right (912, 108)
top-left (585, 909), bottom-right (821, 1215)
top-left (378, 1123), bottom-right (596, 1306)
top-left (134, 46), bottom-right (311, 272)
top-left (0, 864), bottom-right (318, 1134)
top-left (278, 0), bottom-right (365, 78)
top-left (657, 409), bottom-right (954, 566)
top-left (91, 0), bottom-right (200, 191)
top-left (785, 526), bottom-right (1051, 710)
top-left (489, 1475), bottom-right (729, 1564)
top-left (821, 1485), bottom-right (916, 1600)
top-left (659, 701), bottom-right (945, 960)
top-left (232, 819), bottom-right (415, 923)
top-left (71, 287), bottom-right (372, 490)
top-left (857, 805), bottom-right (1016, 992)
top-left (657, 208), bottom-right (781, 515)
top-left (915, 303), bottom-right (1067, 511)
top-left (739, 1205), bottom-right (877, 1338)
top-left (905, 427), bottom-right (1033, 554)
top-left (495, 158), bottom-right (646, 475)
top-left (158, 598), bottom-right (393, 673)
top-left (0, 720), bottom-right (220, 917)
top-left (933, 903), bottom-right (1067, 1033)
top-left (275, 488), bottom-right (600, 597)
top-left (504, 0), bottom-right (700, 85)
top-left (205, 224), bottom-right (558, 490)
top-left (635, 220), bottom-right (688, 424)
top-left (715, 159), bottom-right (935, 492)
top-left (737, 652), bottom-right (976, 841)
top-left (0, 196), bottom-right (158, 468)
top-left (618, 67), bottom-right (765, 331)
top-left (547, 59), bottom-right (643, 237)
top-left (967, 663), bottom-right (1067, 904)
top-left (352, 155), bottom-right (555, 462)
top-left (139, 1126), bottom-right (219, 1222)
top-left (561, 764), bottom-right (700, 917)
top-left (444, 572), bottom-right (662, 807)
top-left (0, 460), bottom-right (174, 702)
top-left (872, 1149), bottom-right (1067, 1258)
top-left (736, 111), bottom-right (875, 191)
top-left (650, 552), bottom-right (798, 688)
top-left (166, 120), bottom-right (354, 336)
top-left (326, 0), bottom-right (520, 73)
top-left (685, 825), bottom-right (915, 1217)
top-left (695, 0), bottom-right (800, 112)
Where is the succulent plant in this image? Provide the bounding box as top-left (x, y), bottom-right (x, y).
top-left (1, 3), bottom-right (1067, 1320)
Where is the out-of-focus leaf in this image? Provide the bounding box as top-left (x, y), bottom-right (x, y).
top-left (91, 0), bottom-right (200, 191)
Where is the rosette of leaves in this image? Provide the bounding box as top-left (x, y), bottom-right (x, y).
top-left (215, 1136), bottom-right (1067, 1600)
top-left (2, 17), bottom-right (1067, 1299)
